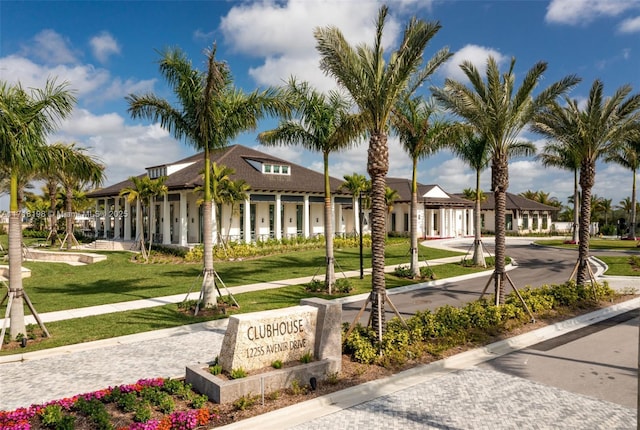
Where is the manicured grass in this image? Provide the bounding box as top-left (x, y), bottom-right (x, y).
top-left (19, 240), bottom-right (461, 313)
top-left (535, 238), bottom-right (640, 250)
top-left (598, 256), bottom-right (640, 277)
top-left (1, 258), bottom-right (487, 355)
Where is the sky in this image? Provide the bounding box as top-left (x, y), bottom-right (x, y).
top-left (1, 0), bottom-right (639, 212)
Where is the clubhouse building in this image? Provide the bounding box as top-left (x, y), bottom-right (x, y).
top-left (87, 144), bottom-right (475, 247)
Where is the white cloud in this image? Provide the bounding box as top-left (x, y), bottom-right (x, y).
top-left (90, 32), bottom-right (120, 64)
top-left (546, 0), bottom-right (639, 25)
top-left (619, 16), bottom-right (640, 33)
top-left (51, 111), bottom-right (183, 184)
top-left (221, 0), bottom-right (400, 90)
top-left (441, 44), bottom-right (506, 81)
top-left (21, 29), bottom-right (78, 64)
top-left (0, 54), bottom-right (110, 96)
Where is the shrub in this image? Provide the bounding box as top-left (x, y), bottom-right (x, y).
top-left (233, 394), bottom-right (256, 411)
top-left (132, 403), bottom-right (152, 423)
top-left (230, 368), bottom-right (247, 379)
top-left (334, 277), bottom-right (353, 293)
top-left (271, 360), bottom-right (283, 369)
top-left (299, 351), bottom-right (313, 363)
top-left (343, 325), bottom-right (378, 364)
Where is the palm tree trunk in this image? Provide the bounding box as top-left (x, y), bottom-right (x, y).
top-left (201, 149), bottom-right (217, 307)
top-left (48, 181), bottom-right (58, 244)
top-left (628, 168), bottom-right (637, 240)
top-left (8, 174), bottom-right (25, 339)
top-left (65, 188), bottom-right (73, 250)
top-left (492, 156), bottom-right (508, 304)
top-left (410, 160), bottom-right (419, 278)
top-left (576, 161), bottom-right (595, 286)
top-left (572, 169), bottom-right (580, 243)
top-left (473, 169), bottom-right (485, 267)
top-left (368, 132), bottom-right (388, 340)
top-left (323, 153), bottom-right (335, 293)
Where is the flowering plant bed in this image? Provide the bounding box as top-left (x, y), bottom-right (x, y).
top-left (0, 378), bottom-right (218, 430)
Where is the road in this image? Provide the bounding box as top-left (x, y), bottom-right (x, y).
top-left (342, 238), bottom-right (583, 323)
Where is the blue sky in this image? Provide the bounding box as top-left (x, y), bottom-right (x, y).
top-left (1, 0), bottom-right (639, 211)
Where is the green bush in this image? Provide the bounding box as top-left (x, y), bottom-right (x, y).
top-left (74, 398), bottom-right (113, 430)
top-left (132, 403), bottom-right (152, 423)
top-left (230, 368), bottom-right (247, 379)
top-left (335, 277), bottom-right (353, 293)
top-left (342, 281), bottom-right (618, 366)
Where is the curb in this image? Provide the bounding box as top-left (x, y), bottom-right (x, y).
top-left (216, 296), bottom-right (640, 429)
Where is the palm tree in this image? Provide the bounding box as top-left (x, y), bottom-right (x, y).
top-left (432, 56), bottom-right (579, 304)
top-left (605, 134), bottom-right (640, 239)
top-left (450, 130), bottom-right (490, 267)
top-left (0, 79), bottom-right (75, 339)
top-left (596, 198), bottom-right (613, 226)
top-left (391, 95), bottom-right (448, 277)
top-left (127, 44), bottom-right (288, 307)
top-left (209, 162), bottom-right (235, 239)
top-left (315, 5), bottom-right (452, 337)
top-left (531, 80), bottom-right (640, 285)
top-left (384, 186), bottom-right (399, 217)
top-left (537, 141), bottom-right (581, 242)
top-left (220, 179), bottom-right (251, 243)
top-left (119, 175), bottom-right (167, 262)
top-left (258, 79), bottom-right (364, 293)
top-left (48, 142), bottom-right (104, 249)
top-left (340, 173), bottom-right (369, 235)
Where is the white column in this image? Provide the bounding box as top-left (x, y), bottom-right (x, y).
top-left (124, 199), bottom-right (131, 240)
top-left (303, 195), bottom-right (310, 238)
top-left (439, 208), bottom-right (445, 237)
top-left (113, 198), bottom-right (121, 240)
top-left (335, 197), bottom-right (343, 236)
top-left (162, 194), bottom-right (170, 245)
top-left (354, 197), bottom-right (360, 235)
top-left (179, 191), bottom-right (188, 246)
top-left (275, 194), bottom-right (282, 240)
top-left (244, 196), bottom-right (251, 243)
top-left (104, 199), bottom-right (111, 238)
top-left (136, 199), bottom-right (142, 241)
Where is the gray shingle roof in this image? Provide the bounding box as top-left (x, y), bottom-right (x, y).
top-left (87, 144), bottom-right (349, 198)
top-left (386, 177), bottom-right (473, 208)
top-left (472, 192), bottom-right (561, 211)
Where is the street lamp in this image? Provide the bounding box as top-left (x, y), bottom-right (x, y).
top-left (359, 191), bottom-right (364, 279)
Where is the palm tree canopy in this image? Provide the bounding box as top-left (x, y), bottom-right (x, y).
top-left (532, 80), bottom-right (640, 167)
top-left (314, 5), bottom-right (452, 134)
top-left (0, 79), bottom-right (76, 174)
top-left (392, 96), bottom-right (452, 161)
top-left (47, 142), bottom-right (105, 189)
top-left (432, 56), bottom-right (580, 160)
top-left (127, 45), bottom-right (289, 154)
top-left (258, 79), bottom-right (365, 155)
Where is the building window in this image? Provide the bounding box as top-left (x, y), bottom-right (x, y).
top-left (533, 214), bottom-right (539, 230)
top-left (506, 214), bottom-right (513, 231)
top-left (262, 163), bottom-right (290, 175)
top-left (522, 213), bottom-right (529, 229)
top-left (542, 214), bottom-right (548, 230)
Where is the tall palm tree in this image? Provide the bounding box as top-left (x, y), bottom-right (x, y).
top-left (127, 44), bottom-right (288, 307)
top-left (340, 173), bottom-right (369, 235)
top-left (531, 80), bottom-right (640, 285)
top-left (605, 134), bottom-right (640, 239)
top-left (537, 141), bottom-right (581, 242)
top-left (432, 56), bottom-right (579, 304)
top-left (0, 79), bottom-right (76, 339)
top-left (119, 175), bottom-right (167, 262)
top-left (315, 5), bottom-right (452, 337)
top-left (391, 95), bottom-right (449, 277)
top-left (48, 142), bottom-right (104, 249)
top-left (596, 198), bottom-right (613, 226)
top-left (258, 79), bottom-right (364, 293)
top-left (450, 130), bottom-right (490, 267)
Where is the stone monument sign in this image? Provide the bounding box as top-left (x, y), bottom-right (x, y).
top-left (219, 305), bottom-right (318, 372)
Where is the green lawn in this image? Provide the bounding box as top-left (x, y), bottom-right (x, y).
top-left (597, 256), bottom-right (640, 277)
top-left (18, 240), bottom-right (461, 313)
top-left (0, 240), bottom-right (477, 355)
